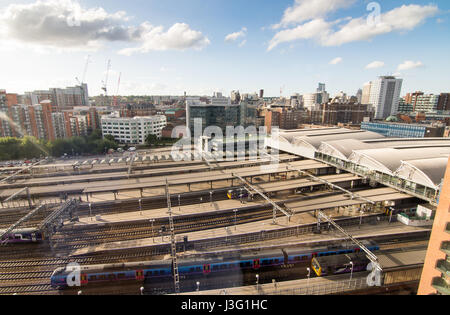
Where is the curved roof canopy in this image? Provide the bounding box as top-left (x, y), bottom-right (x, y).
top-left (395, 158), bottom-right (449, 189)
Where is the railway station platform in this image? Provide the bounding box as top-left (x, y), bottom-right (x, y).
top-left (70, 213), bottom-right (430, 257)
top-left (177, 272), bottom-right (372, 295)
top-left (177, 246), bottom-right (426, 295)
top-left (0, 154), bottom-right (298, 190)
top-left (0, 159), bottom-right (329, 200)
top-left (68, 198), bottom-right (271, 228)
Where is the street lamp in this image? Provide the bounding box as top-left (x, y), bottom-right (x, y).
top-left (178, 194), bottom-right (181, 211)
top-left (389, 207), bottom-right (394, 223)
top-left (256, 274), bottom-right (259, 292)
top-left (196, 281), bottom-right (200, 293)
top-left (233, 209), bottom-right (238, 231)
top-left (140, 287), bottom-right (144, 295)
top-left (149, 219), bottom-right (155, 242)
top-left (306, 267), bottom-right (311, 294)
top-left (349, 261), bottom-right (354, 284)
top-left (139, 199), bottom-right (142, 216)
top-left (359, 208), bottom-right (364, 228)
top-left (210, 191), bottom-right (213, 206)
top-left (89, 203), bottom-right (92, 221)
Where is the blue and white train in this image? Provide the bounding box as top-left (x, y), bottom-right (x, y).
top-left (51, 241), bottom-right (379, 288)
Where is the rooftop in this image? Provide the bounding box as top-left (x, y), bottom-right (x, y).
top-left (268, 128), bottom-right (450, 198)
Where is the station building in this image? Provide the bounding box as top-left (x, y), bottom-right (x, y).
top-left (267, 128), bottom-right (450, 205)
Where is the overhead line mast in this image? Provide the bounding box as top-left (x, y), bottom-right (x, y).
top-left (165, 179), bottom-right (180, 294)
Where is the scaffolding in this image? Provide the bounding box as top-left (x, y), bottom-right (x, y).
top-left (38, 199), bottom-right (79, 248)
top-left (165, 179), bottom-right (180, 294)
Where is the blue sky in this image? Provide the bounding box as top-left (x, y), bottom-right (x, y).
top-left (0, 0), bottom-right (449, 97)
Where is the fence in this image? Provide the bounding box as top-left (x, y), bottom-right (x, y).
top-left (272, 276), bottom-right (368, 295)
top-left (192, 214), bottom-right (391, 251)
top-left (0, 198), bottom-right (64, 210)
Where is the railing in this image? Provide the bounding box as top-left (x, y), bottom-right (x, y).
top-left (271, 276), bottom-right (368, 295)
top-left (315, 153), bottom-right (439, 205)
top-left (432, 277), bottom-right (450, 295)
top-left (436, 260), bottom-right (450, 277)
top-left (0, 198), bottom-right (64, 210)
top-left (441, 242), bottom-right (450, 255)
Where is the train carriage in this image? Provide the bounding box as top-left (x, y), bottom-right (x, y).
top-left (51, 242), bottom-right (379, 289)
top-left (0, 228), bottom-right (44, 243)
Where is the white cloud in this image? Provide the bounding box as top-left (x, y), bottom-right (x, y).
top-left (238, 40), bottom-right (247, 48)
top-left (323, 4), bottom-right (439, 47)
top-left (268, 4), bottom-right (439, 50)
top-left (0, 0), bottom-right (209, 53)
top-left (225, 27), bottom-right (247, 42)
top-left (273, 0), bottom-right (355, 29)
top-left (268, 19), bottom-right (330, 51)
top-left (397, 60), bottom-right (424, 71)
top-left (329, 57), bottom-right (343, 65)
top-left (118, 23), bottom-right (210, 55)
top-left (365, 61), bottom-right (385, 69)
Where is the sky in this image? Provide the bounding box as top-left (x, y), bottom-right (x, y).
top-left (0, 0), bottom-right (449, 97)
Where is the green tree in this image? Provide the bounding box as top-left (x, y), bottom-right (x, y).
top-left (145, 134), bottom-right (158, 147)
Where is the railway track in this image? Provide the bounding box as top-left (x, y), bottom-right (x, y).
top-left (0, 283), bottom-right (56, 295)
top-left (0, 234), bottom-right (430, 295)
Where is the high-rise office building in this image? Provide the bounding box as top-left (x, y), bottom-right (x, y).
top-left (302, 93), bottom-right (318, 110)
top-left (418, 157), bottom-right (450, 295)
top-left (361, 82), bottom-right (372, 105)
top-left (438, 93), bottom-right (450, 111)
top-left (317, 83), bottom-right (326, 93)
top-left (368, 76), bottom-right (403, 120)
top-left (356, 89), bottom-right (363, 104)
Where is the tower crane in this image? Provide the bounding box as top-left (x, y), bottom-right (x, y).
top-left (75, 55), bottom-right (91, 86)
top-left (102, 59), bottom-right (111, 96)
top-left (113, 72), bottom-right (121, 106)
top-left (101, 59), bottom-right (111, 106)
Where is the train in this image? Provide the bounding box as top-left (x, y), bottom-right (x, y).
top-left (50, 241), bottom-right (379, 288)
top-left (311, 252), bottom-right (371, 277)
top-left (227, 188), bottom-right (249, 200)
top-left (0, 228), bottom-right (44, 243)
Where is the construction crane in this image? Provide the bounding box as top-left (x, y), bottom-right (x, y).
top-left (101, 59), bottom-right (111, 106)
top-left (102, 59), bottom-right (111, 96)
top-left (75, 55), bottom-right (91, 86)
top-left (113, 72), bottom-right (121, 107)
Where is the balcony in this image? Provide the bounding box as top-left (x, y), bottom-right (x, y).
top-left (432, 277), bottom-right (450, 295)
top-left (436, 260), bottom-right (450, 278)
top-left (442, 242), bottom-right (450, 256)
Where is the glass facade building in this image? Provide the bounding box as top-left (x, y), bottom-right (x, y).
top-left (361, 122), bottom-right (427, 138)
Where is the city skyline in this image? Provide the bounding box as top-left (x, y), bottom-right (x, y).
top-left (0, 0), bottom-right (449, 97)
